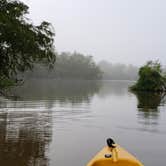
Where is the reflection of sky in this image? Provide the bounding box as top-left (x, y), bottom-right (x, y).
top-left (97, 80), bottom-right (133, 98)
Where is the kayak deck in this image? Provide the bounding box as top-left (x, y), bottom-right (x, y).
top-left (87, 145), bottom-right (143, 166)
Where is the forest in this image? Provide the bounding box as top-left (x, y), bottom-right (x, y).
top-left (23, 52), bottom-right (139, 81)
top-left (23, 52), bottom-right (102, 80)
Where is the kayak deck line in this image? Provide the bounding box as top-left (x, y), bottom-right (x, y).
top-left (86, 138), bottom-right (144, 166)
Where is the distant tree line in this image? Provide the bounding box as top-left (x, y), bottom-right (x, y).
top-left (23, 52), bottom-right (103, 80)
top-left (23, 55), bottom-right (140, 81)
top-left (98, 61), bottom-right (138, 80)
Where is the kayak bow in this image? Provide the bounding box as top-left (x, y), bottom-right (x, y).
top-left (87, 138), bottom-right (144, 166)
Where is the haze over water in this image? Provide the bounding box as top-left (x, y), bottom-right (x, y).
top-left (0, 80), bottom-right (165, 166)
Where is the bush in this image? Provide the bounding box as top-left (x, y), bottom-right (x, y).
top-left (130, 61), bottom-right (166, 92)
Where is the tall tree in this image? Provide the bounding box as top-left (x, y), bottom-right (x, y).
top-left (0, 0), bottom-right (56, 86)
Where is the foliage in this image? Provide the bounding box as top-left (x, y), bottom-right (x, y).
top-left (54, 52), bottom-right (102, 79)
top-left (0, 0), bottom-right (56, 88)
top-left (0, 77), bottom-right (15, 89)
top-left (23, 52), bottom-right (103, 80)
top-left (130, 61), bottom-right (166, 92)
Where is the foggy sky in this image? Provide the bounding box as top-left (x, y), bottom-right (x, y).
top-left (23, 0), bottom-right (166, 66)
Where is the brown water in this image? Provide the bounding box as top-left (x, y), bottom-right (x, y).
top-left (0, 80), bottom-right (165, 166)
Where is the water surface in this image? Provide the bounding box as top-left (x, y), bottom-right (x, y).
top-left (0, 80), bottom-right (165, 166)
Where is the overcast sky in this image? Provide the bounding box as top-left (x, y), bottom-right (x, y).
top-left (23, 0), bottom-right (166, 66)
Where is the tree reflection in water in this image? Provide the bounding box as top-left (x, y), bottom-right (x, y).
top-left (10, 80), bottom-right (101, 105)
top-left (0, 111), bottom-right (52, 166)
top-left (133, 92), bottom-right (166, 126)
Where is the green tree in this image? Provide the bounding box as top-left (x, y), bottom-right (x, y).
top-left (0, 0), bottom-right (56, 88)
top-left (130, 61), bottom-right (166, 92)
top-left (23, 52), bottom-right (103, 80)
top-left (52, 52), bottom-right (102, 80)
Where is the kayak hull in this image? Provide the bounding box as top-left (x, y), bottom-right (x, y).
top-left (87, 145), bottom-right (143, 166)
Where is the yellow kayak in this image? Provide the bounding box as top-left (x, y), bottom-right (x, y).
top-left (87, 138), bottom-right (144, 166)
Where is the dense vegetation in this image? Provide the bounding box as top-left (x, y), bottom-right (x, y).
top-left (130, 61), bottom-right (166, 92)
top-left (24, 52), bottom-right (103, 80)
top-left (98, 61), bottom-right (138, 80)
top-left (23, 55), bottom-right (140, 81)
top-left (0, 0), bottom-right (56, 88)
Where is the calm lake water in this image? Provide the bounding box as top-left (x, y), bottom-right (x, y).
top-left (0, 80), bottom-right (165, 166)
